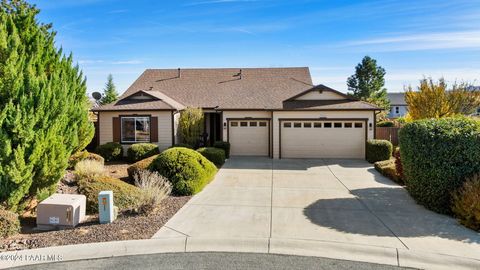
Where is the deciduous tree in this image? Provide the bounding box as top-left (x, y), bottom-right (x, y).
top-left (178, 108), bottom-right (204, 147)
top-left (405, 78), bottom-right (480, 120)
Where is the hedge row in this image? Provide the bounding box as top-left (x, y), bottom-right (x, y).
top-left (399, 117), bottom-right (480, 214)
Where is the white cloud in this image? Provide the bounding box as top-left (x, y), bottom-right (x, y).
top-left (78, 59), bottom-right (143, 65)
top-left (311, 68), bottom-right (480, 93)
top-left (111, 60), bottom-right (143, 65)
top-left (184, 0), bottom-right (260, 6)
top-left (345, 30), bottom-right (480, 51)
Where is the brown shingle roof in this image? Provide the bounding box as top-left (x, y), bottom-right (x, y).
top-left (119, 67), bottom-right (314, 109)
top-left (94, 67), bottom-right (380, 111)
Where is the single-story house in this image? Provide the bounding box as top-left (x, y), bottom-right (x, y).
top-left (387, 92), bottom-right (408, 118)
top-left (92, 67), bottom-right (381, 159)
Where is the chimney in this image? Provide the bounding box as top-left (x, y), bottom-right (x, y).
top-left (178, 68), bottom-right (181, 78)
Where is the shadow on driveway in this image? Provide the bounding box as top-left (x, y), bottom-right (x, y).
top-left (303, 187), bottom-right (480, 244)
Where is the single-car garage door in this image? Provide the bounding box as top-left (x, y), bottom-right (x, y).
top-left (280, 120), bottom-right (366, 159)
top-left (229, 120), bottom-right (269, 156)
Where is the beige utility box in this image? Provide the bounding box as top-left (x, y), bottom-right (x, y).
top-left (36, 194), bottom-right (86, 230)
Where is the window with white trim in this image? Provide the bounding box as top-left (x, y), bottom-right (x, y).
top-left (121, 116), bottom-right (150, 143)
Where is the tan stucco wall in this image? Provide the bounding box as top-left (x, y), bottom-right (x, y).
top-left (272, 110), bottom-right (375, 159)
top-left (98, 110), bottom-right (173, 153)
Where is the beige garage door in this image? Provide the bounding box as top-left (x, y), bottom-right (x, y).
top-left (229, 120), bottom-right (269, 156)
top-left (281, 120), bottom-right (365, 159)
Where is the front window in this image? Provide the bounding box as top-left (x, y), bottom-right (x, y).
top-left (121, 116), bottom-right (150, 143)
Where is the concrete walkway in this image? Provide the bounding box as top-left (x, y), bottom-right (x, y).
top-left (153, 157), bottom-right (480, 262)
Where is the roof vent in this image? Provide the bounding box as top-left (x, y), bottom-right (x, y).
top-left (234, 69), bottom-right (243, 80)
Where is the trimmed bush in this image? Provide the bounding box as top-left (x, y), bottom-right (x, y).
top-left (197, 147), bottom-right (226, 167)
top-left (68, 151), bottom-right (104, 169)
top-left (213, 141), bottom-right (231, 158)
top-left (149, 147), bottom-right (217, 195)
top-left (127, 143), bottom-right (160, 162)
top-left (399, 117), bottom-right (480, 214)
top-left (377, 121), bottom-right (395, 127)
top-left (95, 142), bottom-right (123, 162)
top-left (78, 176), bottom-right (142, 213)
top-left (127, 155), bottom-right (159, 180)
top-left (452, 174), bottom-right (480, 231)
top-left (374, 159), bottom-right (403, 185)
top-left (366, 140), bottom-right (393, 163)
top-left (170, 143), bottom-right (194, 149)
top-left (0, 208), bottom-right (20, 238)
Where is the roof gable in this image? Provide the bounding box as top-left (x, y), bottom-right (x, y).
top-left (285, 85), bottom-right (354, 102)
top-left (282, 85), bottom-right (381, 110)
top-left (93, 90), bottom-right (185, 111)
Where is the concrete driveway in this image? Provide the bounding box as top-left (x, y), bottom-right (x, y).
top-left (153, 157), bottom-right (480, 261)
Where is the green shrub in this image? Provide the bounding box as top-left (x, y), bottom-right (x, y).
top-left (127, 143), bottom-right (160, 162)
top-left (197, 147), bottom-right (226, 167)
top-left (149, 147), bottom-right (217, 195)
top-left (95, 142), bottom-right (123, 162)
top-left (377, 121), bottom-right (395, 127)
top-left (399, 117), bottom-right (480, 214)
top-left (127, 155), bottom-right (159, 180)
top-left (366, 140), bottom-right (393, 163)
top-left (213, 141), bottom-right (231, 158)
top-left (0, 208), bottom-right (20, 238)
top-left (374, 159), bottom-right (403, 185)
top-left (68, 151), bottom-right (104, 169)
top-left (170, 143), bottom-right (194, 149)
top-left (452, 174), bottom-right (480, 231)
top-left (78, 176), bottom-right (142, 213)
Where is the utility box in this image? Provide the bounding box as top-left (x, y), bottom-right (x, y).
top-left (36, 194), bottom-right (86, 230)
top-left (98, 191), bottom-right (115, 224)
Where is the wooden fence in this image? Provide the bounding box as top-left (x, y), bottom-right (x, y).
top-left (376, 127), bottom-right (400, 146)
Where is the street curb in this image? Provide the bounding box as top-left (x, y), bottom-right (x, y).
top-left (1, 237), bottom-right (480, 269)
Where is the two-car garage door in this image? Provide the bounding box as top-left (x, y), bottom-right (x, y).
top-left (280, 120), bottom-right (366, 159)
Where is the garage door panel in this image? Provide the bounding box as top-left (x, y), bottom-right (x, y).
top-left (230, 120), bottom-right (269, 156)
top-left (281, 121), bottom-right (365, 159)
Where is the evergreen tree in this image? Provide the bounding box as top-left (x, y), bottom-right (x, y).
top-left (100, 74), bottom-right (118, 105)
top-left (347, 56), bottom-right (390, 118)
top-left (0, 0), bottom-right (94, 211)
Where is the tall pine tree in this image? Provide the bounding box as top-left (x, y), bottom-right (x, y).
top-left (0, 0), bottom-right (94, 211)
top-left (100, 74), bottom-right (118, 105)
top-left (347, 56), bottom-right (390, 118)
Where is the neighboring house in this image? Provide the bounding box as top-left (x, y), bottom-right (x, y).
top-left (387, 92), bottom-right (408, 118)
top-left (92, 67), bottom-right (381, 159)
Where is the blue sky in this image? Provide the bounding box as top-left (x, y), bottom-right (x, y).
top-left (30, 0), bottom-right (480, 95)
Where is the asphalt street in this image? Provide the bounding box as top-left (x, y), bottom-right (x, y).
top-left (13, 252), bottom-right (415, 270)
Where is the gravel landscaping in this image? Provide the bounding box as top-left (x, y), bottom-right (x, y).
top-left (0, 161), bottom-right (191, 252)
